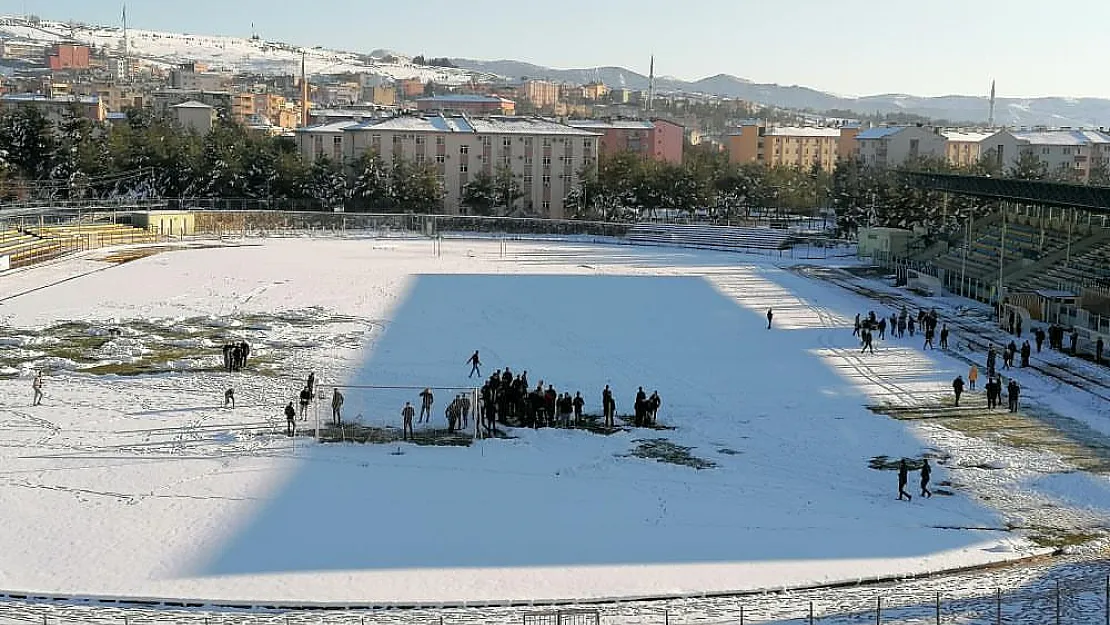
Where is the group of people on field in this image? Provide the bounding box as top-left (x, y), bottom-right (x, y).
top-left (221, 341), bottom-right (251, 372)
top-left (952, 364), bottom-right (1021, 412)
top-left (853, 306), bottom-right (949, 354)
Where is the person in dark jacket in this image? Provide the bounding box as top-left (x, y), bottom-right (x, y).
top-left (602, 385), bottom-right (615, 428)
top-left (920, 459), bottom-right (932, 498)
top-left (766, 308), bottom-right (774, 329)
top-left (298, 387), bottom-right (311, 418)
top-left (572, 391), bottom-right (584, 425)
top-left (1020, 341), bottom-right (1031, 367)
top-left (952, 375), bottom-right (964, 407)
top-left (1098, 337), bottom-right (1105, 364)
top-left (1007, 379), bottom-right (1021, 413)
top-left (898, 459), bottom-right (912, 501)
top-left (939, 325), bottom-right (949, 350)
top-left (284, 402), bottom-right (296, 436)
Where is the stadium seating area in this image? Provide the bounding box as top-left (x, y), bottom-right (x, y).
top-left (929, 218), bottom-right (1079, 281)
top-left (0, 229), bottom-right (71, 268)
top-left (628, 224), bottom-right (794, 251)
top-left (30, 223), bottom-right (159, 250)
top-left (1017, 242), bottom-right (1110, 293)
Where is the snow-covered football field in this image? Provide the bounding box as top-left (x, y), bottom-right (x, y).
top-left (0, 236), bottom-right (1105, 606)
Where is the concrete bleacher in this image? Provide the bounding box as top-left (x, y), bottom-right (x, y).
top-left (30, 223), bottom-right (158, 249)
top-left (929, 217), bottom-right (1077, 281)
top-left (0, 229), bottom-right (71, 269)
top-left (627, 224), bottom-right (794, 252)
top-left (1017, 242), bottom-right (1110, 293)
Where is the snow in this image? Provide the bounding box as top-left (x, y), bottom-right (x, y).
top-left (0, 16), bottom-right (482, 83)
top-left (0, 238), bottom-right (1106, 607)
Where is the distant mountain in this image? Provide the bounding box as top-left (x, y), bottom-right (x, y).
top-left (455, 58), bottom-right (1110, 127)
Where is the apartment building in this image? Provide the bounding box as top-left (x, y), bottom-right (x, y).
top-left (566, 118), bottom-right (684, 164)
top-left (170, 100), bottom-right (216, 134)
top-left (0, 94), bottom-right (106, 123)
top-left (416, 95), bottom-right (516, 116)
top-left (397, 78), bottom-right (425, 99)
top-left (523, 80), bottom-right (560, 109)
top-left (855, 126), bottom-right (947, 168)
top-left (979, 129), bottom-right (1110, 181)
top-left (296, 114), bottom-right (600, 218)
top-left (942, 130), bottom-right (992, 167)
top-left (47, 43), bottom-right (90, 71)
top-left (727, 122), bottom-right (858, 172)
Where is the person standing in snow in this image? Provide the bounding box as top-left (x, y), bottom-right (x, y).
top-left (224, 387), bottom-right (235, 408)
top-left (1007, 379), bottom-right (1021, 413)
top-left (853, 313), bottom-right (861, 337)
top-left (419, 387), bottom-right (434, 423)
top-left (968, 364), bottom-right (979, 390)
top-left (952, 375), bottom-right (964, 407)
top-left (402, 402), bottom-right (415, 440)
top-left (298, 387), bottom-right (311, 419)
top-left (602, 385), bottom-right (615, 428)
top-left (1020, 340), bottom-right (1031, 367)
top-left (284, 402), bottom-right (296, 437)
top-left (467, 350), bottom-right (482, 378)
top-left (766, 308), bottom-right (774, 329)
top-left (923, 326), bottom-right (935, 350)
top-left (877, 317), bottom-right (887, 340)
top-left (572, 391), bottom-right (584, 425)
top-left (239, 341), bottom-right (250, 368)
top-left (648, 390), bottom-right (661, 425)
top-left (331, 388), bottom-right (344, 426)
top-left (920, 459), bottom-right (932, 498)
top-left (860, 328), bottom-right (875, 354)
top-left (32, 372), bottom-right (44, 406)
top-left (939, 324), bottom-right (949, 350)
top-left (897, 459), bottom-right (912, 501)
top-left (306, 372), bottom-right (316, 399)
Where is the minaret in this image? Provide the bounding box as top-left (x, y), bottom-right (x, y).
top-left (300, 51), bottom-right (310, 127)
top-left (122, 4), bottom-right (130, 83)
top-left (647, 55), bottom-right (655, 113)
top-left (988, 80), bottom-right (996, 128)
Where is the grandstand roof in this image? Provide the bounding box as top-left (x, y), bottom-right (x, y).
top-left (856, 127), bottom-right (906, 140)
top-left (903, 171), bottom-right (1110, 215)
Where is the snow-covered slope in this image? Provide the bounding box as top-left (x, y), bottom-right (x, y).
top-left (0, 15), bottom-right (481, 82)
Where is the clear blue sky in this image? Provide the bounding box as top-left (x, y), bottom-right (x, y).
top-left (6, 0), bottom-right (1109, 98)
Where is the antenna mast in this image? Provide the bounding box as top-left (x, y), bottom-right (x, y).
top-left (647, 54), bottom-right (655, 113)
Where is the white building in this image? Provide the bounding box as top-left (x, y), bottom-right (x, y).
top-left (170, 100), bottom-right (217, 135)
top-left (979, 129), bottom-right (1110, 181)
top-left (855, 126), bottom-right (947, 168)
top-left (297, 114), bottom-right (600, 219)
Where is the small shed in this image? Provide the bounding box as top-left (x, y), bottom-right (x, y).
top-left (858, 227), bottom-right (915, 258)
top-left (132, 211), bottom-right (196, 236)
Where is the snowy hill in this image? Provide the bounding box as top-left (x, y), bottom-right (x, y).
top-left (0, 15), bottom-right (482, 83)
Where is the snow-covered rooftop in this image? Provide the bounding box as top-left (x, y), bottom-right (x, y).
top-left (1, 94), bottom-right (99, 105)
top-left (941, 131), bottom-right (993, 143)
top-left (336, 114), bottom-right (601, 136)
top-left (1012, 129), bottom-right (1110, 145)
top-left (764, 127), bottom-right (842, 138)
top-left (855, 126), bottom-right (906, 140)
top-left (567, 119), bottom-right (655, 131)
top-left (301, 120), bottom-right (362, 133)
top-left (416, 95), bottom-right (513, 104)
top-left (170, 100), bottom-right (214, 109)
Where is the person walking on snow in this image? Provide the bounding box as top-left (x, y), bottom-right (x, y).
top-left (1007, 379), bottom-right (1021, 413)
top-left (920, 459), bottom-right (932, 498)
top-left (766, 308), bottom-right (773, 329)
top-left (224, 387), bottom-right (235, 408)
top-left (898, 459), bottom-right (912, 501)
top-left (952, 375), bottom-right (964, 407)
top-left (853, 314), bottom-right (861, 337)
top-left (32, 372), bottom-right (44, 406)
top-left (939, 324), bottom-right (949, 350)
top-left (467, 350), bottom-right (482, 378)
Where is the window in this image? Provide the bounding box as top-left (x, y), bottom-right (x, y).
top-left (523, 174), bottom-right (533, 184)
top-left (459, 164), bottom-right (468, 173)
top-left (481, 137), bottom-right (492, 147)
top-left (415, 154), bottom-right (425, 164)
top-left (1042, 147), bottom-right (1050, 155)
top-left (542, 174), bottom-right (551, 187)
top-left (524, 156), bottom-right (534, 166)
top-left (542, 156), bottom-right (552, 167)
top-left (1063, 147), bottom-right (1072, 155)
top-left (436, 137), bottom-right (445, 146)
top-left (525, 138), bottom-right (534, 147)
top-left (415, 136), bottom-right (425, 145)
top-left (543, 138), bottom-right (551, 147)
top-left (503, 137), bottom-right (512, 148)
top-left (501, 156), bottom-right (511, 167)
top-left (583, 139), bottom-right (593, 151)
top-left (460, 145), bottom-right (469, 154)
top-left (435, 154), bottom-right (445, 163)
top-left (542, 200), bottom-right (550, 211)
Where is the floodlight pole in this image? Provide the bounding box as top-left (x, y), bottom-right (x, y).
top-left (998, 204), bottom-right (1006, 324)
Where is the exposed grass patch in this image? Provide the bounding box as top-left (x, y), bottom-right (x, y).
top-left (319, 423), bottom-right (476, 447)
top-left (624, 438), bottom-right (716, 470)
top-left (1027, 528), bottom-right (1103, 551)
top-left (717, 448), bottom-right (741, 456)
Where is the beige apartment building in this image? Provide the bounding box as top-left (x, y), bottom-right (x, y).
top-left (941, 130), bottom-right (992, 167)
top-left (728, 122), bottom-right (859, 172)
top-left (523, 80), bottom-right (560, 109)
top-left (297, 114), bottom-right (600, 218)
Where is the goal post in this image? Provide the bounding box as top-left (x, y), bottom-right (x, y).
top-left (321, 383), bottom-right (484, 440)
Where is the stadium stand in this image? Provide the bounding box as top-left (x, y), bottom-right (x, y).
top-left (627, 224), bottom-right (794, 252)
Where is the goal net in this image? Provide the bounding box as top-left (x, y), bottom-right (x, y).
top-left (316, 384), bottom-right (484, 442)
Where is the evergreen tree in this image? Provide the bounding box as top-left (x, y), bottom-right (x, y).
top-left (348, 151), bottom-right (393, 211)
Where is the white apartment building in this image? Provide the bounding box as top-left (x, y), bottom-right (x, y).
top-left (979, 129), bottom-right (1110, 181)
top-left (298, 114), bottom-right (601, 219)
top-left (855, 125), bottom-right (947, 168)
